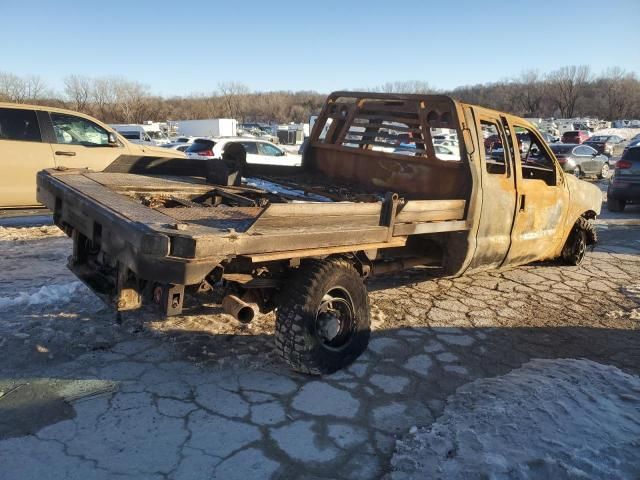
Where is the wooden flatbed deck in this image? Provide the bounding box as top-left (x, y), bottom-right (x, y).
top-left (40, 170), bottom-right (469, 261)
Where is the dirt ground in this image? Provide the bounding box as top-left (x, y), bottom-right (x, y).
top-left (0, 202), bottom-right (639, 479)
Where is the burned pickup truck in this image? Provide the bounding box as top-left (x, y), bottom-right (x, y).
top-left (37, 92), bottom-right (602, 374)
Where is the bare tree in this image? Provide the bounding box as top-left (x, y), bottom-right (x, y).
top-left (64, 75), bottom-right (92, 111)
top-left (364, 80), bottom-right (433, 94)
top-left (600, 67), bottom-right (638, 120)
top-left (24, 75), bottom-right (46, 101)
top-left (112, 78), bottom-right (152, 123)
top-left (0, 72), bottom-right (47, 102)
top-left (91, 77), bottom-right (119, 121)
top-left (218, 81), bottom-right (250, 121)
top-left (515, 70), bottom-right (545, 117)
top-left (546, 65), bottom-right (591, 118)
top-left (0, 72), bottom-right (23, 101)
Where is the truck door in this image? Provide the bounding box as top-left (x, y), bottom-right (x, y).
top-left (0, 107), bottom-right (55, 207)
top-left (502, 122), bottom-right (570, 265)
top-left (47, 112), bottom-right (129, 171)
top-left (468, 111), bottom-right (518, 269)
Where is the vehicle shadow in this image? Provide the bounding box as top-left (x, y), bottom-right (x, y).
top-left (2, 323), bottom-right (639, 442)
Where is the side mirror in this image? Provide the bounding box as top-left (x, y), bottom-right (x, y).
top-left (108, 132), bottom-right (118, 145)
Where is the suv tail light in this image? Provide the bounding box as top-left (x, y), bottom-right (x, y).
top-left (556, 156), bottom-right (567, 164)
top-left (616, 160), bottom-right (632, 169)
top-left (198, 150), bottom-right (214, 157)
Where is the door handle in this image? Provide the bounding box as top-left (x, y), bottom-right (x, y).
top-left (519, 194), bottom-right (526, 212)
top-left (55, 151), bottom-right (76, 156)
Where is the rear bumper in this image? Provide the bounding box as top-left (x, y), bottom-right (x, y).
top-left (608, 179), bottom-right (640, 202)
top-left (37, 170), bottom-right (223, 286)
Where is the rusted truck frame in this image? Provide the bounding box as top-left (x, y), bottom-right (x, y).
top-left (37, 92), bottom-right (602, 374)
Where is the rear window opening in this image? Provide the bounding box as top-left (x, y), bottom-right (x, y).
top-left (621, 147), bottom-right (640, 162)
top-left (186, 139), bottom-right (216, 153)
top-left (318, 97), bottom-right (462, 163)
top-left (120, 131), bottom-right (142, 140)
top-left (305, 93), bottom-right (471, 201)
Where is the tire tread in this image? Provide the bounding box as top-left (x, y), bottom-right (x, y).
top-left (275, 258), bottom-right (370, 375)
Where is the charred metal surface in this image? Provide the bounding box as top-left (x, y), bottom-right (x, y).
top-left (306, 93), bottom-right (471, 200)
top-left (310, 145), bottom-right (468, 200)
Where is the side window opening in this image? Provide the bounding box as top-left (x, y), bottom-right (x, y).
top-left (0, 108), bottom-right (42, 142)
top-left (517, 126), bottom-right (557, 186)
top-left (238, 141), bottom-right (258, 154)
top-left (317, 98), bottom-right (462, 162)
top-left (257, 142), bottom-right (282, 156)
top-left (480, 120), bottom-right (507, 175)
top-left (50, 113), bottom-right (109, 146)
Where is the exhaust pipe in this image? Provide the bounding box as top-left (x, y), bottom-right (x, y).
top-left (222, 294), bottom-right (257, 323)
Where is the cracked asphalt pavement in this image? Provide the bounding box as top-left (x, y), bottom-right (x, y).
top-left (0, 203), bottom-right (639, 479)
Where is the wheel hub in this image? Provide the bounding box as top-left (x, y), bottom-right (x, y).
top-left (315, 292), bottom-right (354, 347)
top-left (317, 311), bottom-right (342, 342)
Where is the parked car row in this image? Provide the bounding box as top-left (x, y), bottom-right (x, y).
top-left (549, 144), bottom-right (610, 179)
top-left (583, 134), bottom-right (627, 157)
top-left (180, 137), bottom-right (302, 167)
top-left (559, 130), bottom-right (628, 157)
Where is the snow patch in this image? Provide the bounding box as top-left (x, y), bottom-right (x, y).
top-left (0, 225), bottom-right (64, 241)
top-left (244, 177), bottom-right (332, 202)
top-left (0, 282), bottom-right (85, 310)
top-left (591, 127), bottom-right (640, 140)
top-left (391, 358), bottom-right (640, 479)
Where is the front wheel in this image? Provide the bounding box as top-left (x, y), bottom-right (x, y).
top-left (572, 166), bottom-right (582, 178)
top-left (275, 258), bottom-right (370, 374)
top-left (561, 217), bottom-right (596, 266)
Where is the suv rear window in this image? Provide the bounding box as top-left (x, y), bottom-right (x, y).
top-left (0, 108), bottom-right (42, 142)
top-left (120, 131), bottom-right (141, 139)
top-left (550, 145), bottom-right (574, 154)
top-left (621, 147), bottom-right (640, 162)
top-left (186, 139), bottom-right (216, 152)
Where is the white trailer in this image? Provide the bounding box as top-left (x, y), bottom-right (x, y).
top-left (173, 119), bottom-right (237, 138)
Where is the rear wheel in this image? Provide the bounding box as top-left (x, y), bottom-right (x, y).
top-left (607, 198), bottom-right (626, 212)
top-left (597, 163), bottom-right (610, 179)
top-left (275, 258), bottom-right (370, 375)
top-left (573, 166), bottom-right (581, 178)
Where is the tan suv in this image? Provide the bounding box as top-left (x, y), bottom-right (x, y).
top-left (0, 103), bottom-right (185, 208)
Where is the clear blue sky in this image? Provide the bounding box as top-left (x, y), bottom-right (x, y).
top-left (2, 0), bottom-right (638, 96)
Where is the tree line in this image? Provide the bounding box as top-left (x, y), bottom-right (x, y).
top-left (1, 66), bottom-right (639, 125)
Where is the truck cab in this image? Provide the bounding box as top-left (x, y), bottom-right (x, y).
top-left (461, 104), bottom-right (601, 271)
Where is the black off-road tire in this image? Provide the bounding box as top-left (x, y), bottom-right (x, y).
top-left (561, 217), bottom-right (597, 266)
top-left (607, 198), bottom-right (626, 212)
top-left (275, 258), bottom-right (370, 375)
